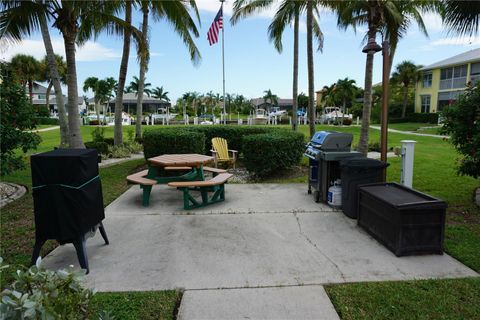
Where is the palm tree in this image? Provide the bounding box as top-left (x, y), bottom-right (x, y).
top-left (335, 78), bottom-right (358, 114)
top-left (441, 0), bottom-right (480, 36)
top-left (38, 12), bottom-right (69, 148)
top-left (391, 61), bottom-right (421, 118)
top-left (331, 0), bottom-right (402, 155)
top-left (127, 76), bottom-right (152, 97)
top-left (232, 0), bottom-right (323, 133)
top-left (263, 89), bottom-right (278, 111)
top-left (83, 77), bottom-right (102, 125)
top-left (152, 86), bottom-right (169, 102)
top-left (132, 1), bottom-right (201, 139)
top-left (40, 54), bottom-right (66, 110)
top-left (9, 54), bottom-right (40, 104)
top-left (329, 0), bottom-right (432, 154)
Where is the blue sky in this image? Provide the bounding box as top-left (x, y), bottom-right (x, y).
top-left (1, 1), bottom-right (479, 102)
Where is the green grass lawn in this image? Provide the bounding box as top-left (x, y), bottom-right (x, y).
top-left (384, 122), bottom-right (441, 132)
top-left (325, 277), bottom-right (480, 320)
top-left (3, 123), bottom-right (479, 319)
top-left (90, 290), bottom-right (181, 320)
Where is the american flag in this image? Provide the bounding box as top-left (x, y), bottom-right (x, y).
top-left (207, 6), bottom-right (223, 46)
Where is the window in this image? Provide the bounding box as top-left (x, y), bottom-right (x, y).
top-left (440, 65), bottom-right (467, 89)
top-left (420, 95), bottom-right (431, 113)
top-left (37, 94), bottom-right (46, 99)
top-left (422, 72), bottom-right (432, 88)
top-left (470, 62), bottom-right (480, 85)
top-left (437, 90), bottom-right (463, 111)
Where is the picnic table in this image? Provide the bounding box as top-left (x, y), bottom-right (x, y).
top-left (128, 154), bottom-right (215, 206)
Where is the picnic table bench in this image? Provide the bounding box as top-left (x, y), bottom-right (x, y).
top-left (168, 173), bottom-right (233, 209)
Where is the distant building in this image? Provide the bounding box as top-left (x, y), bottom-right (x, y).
top-left (250, 98), bottom-right (293, 111)
top-left (108, 92), bottom-right (171, 114)
top-left (415, 48), bottom-right (480, 113)
top-left (28, 81), bottom-right (86, 114)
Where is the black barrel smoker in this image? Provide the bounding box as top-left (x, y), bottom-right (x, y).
top-left (304, 131), bottom-right (362, 202)
top-left (30, 149), bottom-right (109, 273)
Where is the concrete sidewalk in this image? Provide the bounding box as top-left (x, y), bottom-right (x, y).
top-left (41, 183), bottom-right (478, 319)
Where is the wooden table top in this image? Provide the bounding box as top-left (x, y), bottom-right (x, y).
top-left (148, 154), bottom-right (214, 167)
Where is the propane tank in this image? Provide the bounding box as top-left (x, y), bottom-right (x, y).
top-left (327, 179), bottom-right (342, 208)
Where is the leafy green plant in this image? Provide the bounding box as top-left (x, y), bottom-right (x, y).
top-left (34, 117), bottom-right (59, 125)
top-left (91, 127), bottom-right (106, 143)
top-left (106, 145), bottom-right (132, 159)
top-left (242, 131), bottom-right (305, 176)
top-left (441, 83), bottom-right (480, 178)
top-left (0, 63), bottom-right (41, 176)
top-left (0, 257), bottom-right (96, 320)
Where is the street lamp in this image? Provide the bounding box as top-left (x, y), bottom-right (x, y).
top-left (363, 36), bottom-right (389, 181)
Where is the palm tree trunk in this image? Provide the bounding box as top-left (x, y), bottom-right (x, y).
top-left (28, 80), bottom-right (33, 105)
top-left (307, 0), bottom-right (315, 138)
top-left (95, 99), bottom-right (101, 126)
top-left (63, 32), bottom-right (84, 148)
top-left (114, 0), bottom-right (132, 146)
top-left (401, 85), bottom-right (408, 118)
top-left (38, 16), bottom-right (61, 124)
top-left (46, 82), bottom-right (53, 112)
top-left (292, 9), bottom-right (299, 131)
top-left (136, 5), bottom-right (149, 140)
top-left (358, 51), bottom-right (375, 156)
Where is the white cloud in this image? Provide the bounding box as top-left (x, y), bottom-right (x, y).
top-left (0, 37), bottom-right (122, 62)
top-left (430, 36), bottom-right (480, 46)
top-left (420, 12), bottom-right (444, 33)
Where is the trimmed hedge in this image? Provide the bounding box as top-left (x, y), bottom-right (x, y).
top-left (242, 130), bottom-right (305, 177)
top-left (34, 117), bottom-right (59, 125)
top-left (142, 126), bottom-right (305, 176)
top-left (183, 126), bottom-right (272, 153)
top-left (143, 128), bottom-right (205, 159)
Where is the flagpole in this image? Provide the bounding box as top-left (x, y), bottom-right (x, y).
top-left (220, 0), bottom-right (226, 124)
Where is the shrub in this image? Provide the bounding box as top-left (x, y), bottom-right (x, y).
top-left (342, 118), bottom-right (352, 126)
top-left (103, 138), bottom-right (115, 146)
top-left (35, 106), bottom-right (50, 117)
top-left (34, 117), bottom-right (59, 125)
top-left (105, 145), bottom-right (131, 159)
top-left (1, 64), bottom-right (41, 175)
top-left (85, 141), bottom-right (109, 155)
top-left (91, 127), bottom-right (105, 142)
top-left (143, 128), bottom-right (205, 159)
top-left (441, 83), bottom-right (480, 178)
top-left (368, 141), bottom-right (381, 152)
top-left (242, 131), bottom-right (305, 176)
top-left (0, 258), bottom-right (96, 320)
top-left (184, 125), bottom-right (271, 152)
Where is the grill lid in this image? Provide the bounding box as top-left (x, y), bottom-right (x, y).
top-left (309, 131), bottom-right (353, 151)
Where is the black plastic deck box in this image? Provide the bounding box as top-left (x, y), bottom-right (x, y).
top-left (340, 158), bottom-right (389, 219)
top-left (357, 182), bottom-right (447, 256)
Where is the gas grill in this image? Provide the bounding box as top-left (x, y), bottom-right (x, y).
top-left (304, 131), bottom-right (362, 202)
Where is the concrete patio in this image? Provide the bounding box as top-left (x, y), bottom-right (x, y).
top-left (42, 183), bottom-right (478, 319)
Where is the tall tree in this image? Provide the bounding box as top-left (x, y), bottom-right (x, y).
top-left (126, 76), bottom-right (152, 96)
top-left (391, 61), bottom-right (421, 118)
top-left (1, 1), bottom-right (141, 148)
top-left (152, 86), bottom-right (169, 101)
top-left (114, 0), bottom-right (132, 146)
top-left (83, 77), bottom-right (102, 125)
top-left (335, 77), bottom-right (358, 114)
top-left (9, 54), bottom-right (40, 104)
top-left (263, 89), bottom-right (278, 110)
top-left (38, 12), bottom-right (69, 148)
top-left (306, 0), bottom-right (315, 137)
top-left (132, 0), bottom-right (201, 139)
top-left (232, 0), bottom-right (323, 133)
top-left (441, 0), bottom-right (480, 36)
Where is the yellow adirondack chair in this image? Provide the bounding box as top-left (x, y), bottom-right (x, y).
top-left (211, 137), bottom-right (238, 169)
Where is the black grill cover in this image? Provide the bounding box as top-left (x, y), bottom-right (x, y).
top-left (31, 149), bottom-right (105, 243)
